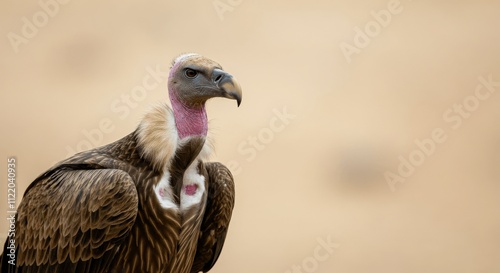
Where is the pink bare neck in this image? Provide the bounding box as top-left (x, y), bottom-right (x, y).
top-left (169, 92), bottom-right (208, 139)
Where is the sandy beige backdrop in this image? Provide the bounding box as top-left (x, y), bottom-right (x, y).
top-left (1, 1), bottom-right (500, 272)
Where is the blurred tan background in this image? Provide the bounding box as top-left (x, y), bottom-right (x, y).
top-left (1, 0), bottom-right (500, 272)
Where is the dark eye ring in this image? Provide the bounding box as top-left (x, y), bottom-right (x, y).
top-left (185, 68), bottom-right (198, 78)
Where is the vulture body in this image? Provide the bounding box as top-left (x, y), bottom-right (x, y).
top-left (0, 54), bottom-right (242, 273)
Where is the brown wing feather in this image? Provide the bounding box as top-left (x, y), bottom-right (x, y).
top-left (4, 166), bottom-right (138, 273)
top-left (191, 162), bottom-right (235, 273)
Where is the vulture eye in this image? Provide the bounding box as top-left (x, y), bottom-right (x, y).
top-left (185, 68), bottom-right (198, 78)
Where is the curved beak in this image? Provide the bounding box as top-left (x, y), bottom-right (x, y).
top-left (212, 69), bottom-right (242, 107)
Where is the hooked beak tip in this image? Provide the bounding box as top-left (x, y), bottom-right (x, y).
top-left (220, 77), bottom-right (242, 107)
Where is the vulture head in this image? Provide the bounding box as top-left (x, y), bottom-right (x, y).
top-left (168, 53), bottom-right (242, 139)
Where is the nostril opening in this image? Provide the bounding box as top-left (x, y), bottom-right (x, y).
top-left (214, 75), bottom-right (222, 83)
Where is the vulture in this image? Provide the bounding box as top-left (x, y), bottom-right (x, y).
top-left (0, 53), bottom-right (242, 273)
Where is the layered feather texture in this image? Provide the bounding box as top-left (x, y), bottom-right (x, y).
top-left (1, 104), bottom-right (235, 273)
